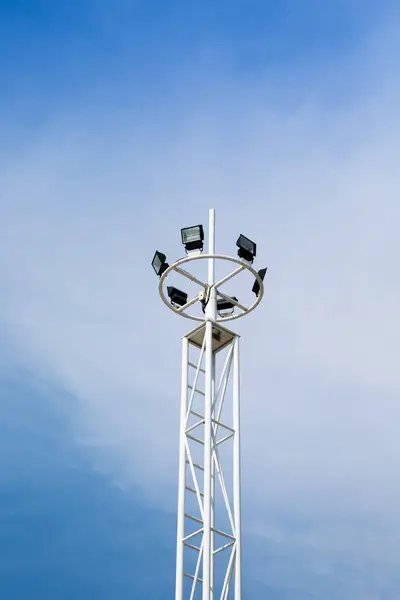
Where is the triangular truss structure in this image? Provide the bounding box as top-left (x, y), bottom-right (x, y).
top-left (175, 321), bottom-right (241, 600)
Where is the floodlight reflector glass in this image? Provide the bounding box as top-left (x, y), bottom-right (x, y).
top-left (252, 268), bottom-right (267, 296)
top-left (181, 224), bottom-right (204, 252)
top-left (151, 251), bottom-right (169, 277)
top-left (236, 234), bottom-right (257, 263)
top-left (217, 296), bottom-right (238, 312)
top-left (167, 286), bottom-right (188, 307)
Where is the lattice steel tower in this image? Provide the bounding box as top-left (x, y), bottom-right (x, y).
top-left (152, 209), bottom-right (266, 600)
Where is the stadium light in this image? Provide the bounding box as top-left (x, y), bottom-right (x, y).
top-left (236, 234), bottom-right (256, 263)
top-left (181, 224), bottom-right (204, 253)
top-left (167, 286), bottom-right (188, 308)
top-left (152, 251), bottom-right (169, 277)
top-left (217, 295), bottom-right (238, 314)
top-left (252, 268), bottom-right (267, 297)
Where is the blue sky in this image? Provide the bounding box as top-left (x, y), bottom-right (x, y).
top-left (1, 1), bottom-right (400, 598)
top-left (0, 1), bottom-right (396, 126)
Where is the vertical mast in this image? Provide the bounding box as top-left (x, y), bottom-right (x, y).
top-left (203, 209), bottom-right (216, 600)
top-left (175, 337), bottom-right (189, 600)
top-left (233, 337), bottom-right (242, 599)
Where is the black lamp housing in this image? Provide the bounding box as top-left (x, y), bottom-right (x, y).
top-left (167, 286), bottom-right (188, 308)
top-left (252, 268), bottom-right (267, 297)
top-left (181, 224), bottom-right (204, 252)
top-left (217, 296), bottom-right (238, 313)
top-left (236, 234), bottom-right (256, 263)
top-left (152, 251), bottom-right (169, 277)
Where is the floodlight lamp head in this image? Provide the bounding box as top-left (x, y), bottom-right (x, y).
top-left (252, 268), bottom-right (267, 297)
top-left (167, 286), bottom-right (188, 308)
top-left (152, 251), bottom-right (169, 277)
top-left (236, 234), bottom-right (256, 263)
top-left (181, 224), bottom-right (204, 253)
top-left (217, 296), bottom-right (238, 316)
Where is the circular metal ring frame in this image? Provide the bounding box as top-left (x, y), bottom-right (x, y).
top-left (159, 253), bottom-right (264, 323)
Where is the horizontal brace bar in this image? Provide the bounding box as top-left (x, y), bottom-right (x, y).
top-left (213, 540), bottom-right (235, 556)
top-left (186, 486), bottom-right (204, 497)
top-left (185, 459), bottom-right (204, 471)
top-left (216, 432), bottom-right (235, 446)
top-left (185, 513), bottom-right (203, 524)
top-left (187, 434), bottom-right (204, 446)
top-left (185, 419), bottom-right (204, 434)
top-left (213, 265), bottom-right (245, 290)
top-left (211, 418), bottom-right (235, 433)
top-left (190, 411), bottom-right (234, 433)
top-left (175, 266), bottom-right (207, 289)
top-left (177, 295), bottom-right (199, 313)
top-left (188, 385), bottom-right (205, 397)
top-left (183, 541), bottom-right (201, 552)
top-left (183, 527), bottom-right (204, 542)
top-left (211, 527), bottom-right (236, 541)
top-left (190, 409), bottom-right (204, 419)
top-left (184, 573), bottom-right (203, 584)
top-left (217, 289), bottom-right (248, 313)
top-left (188, 362), bottom-right (205, 374)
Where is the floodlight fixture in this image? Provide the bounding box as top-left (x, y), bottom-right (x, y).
top-left (252, 268), bottom-right (267, 297)
top-left (167, 286), bottom-right (188, 308)
top-left (217, 296), bottom-right (238, 314)
top-left (236, 234), bottom-right (256, 263)
top-left (181, 224), bottom-right (204, 252)
top-left (152, 251), bottom-right (169, 277)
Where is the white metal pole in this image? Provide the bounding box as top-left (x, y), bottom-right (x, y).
top-left (210, 353), bottom-right (215, 600)
top-left (207, 208), bottom-right (217, 321)
top-left (176, 336), bottom-right (189, 600)
top-left (203, 209), bottom-right (216, 600)
top-left (233, 336), bottom-right (242, 599)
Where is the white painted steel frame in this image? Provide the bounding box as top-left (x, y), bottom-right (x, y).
top-left (168, 208), bottom-right (263, 600)
top-left (175, 328), bottom-right (241, 600)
